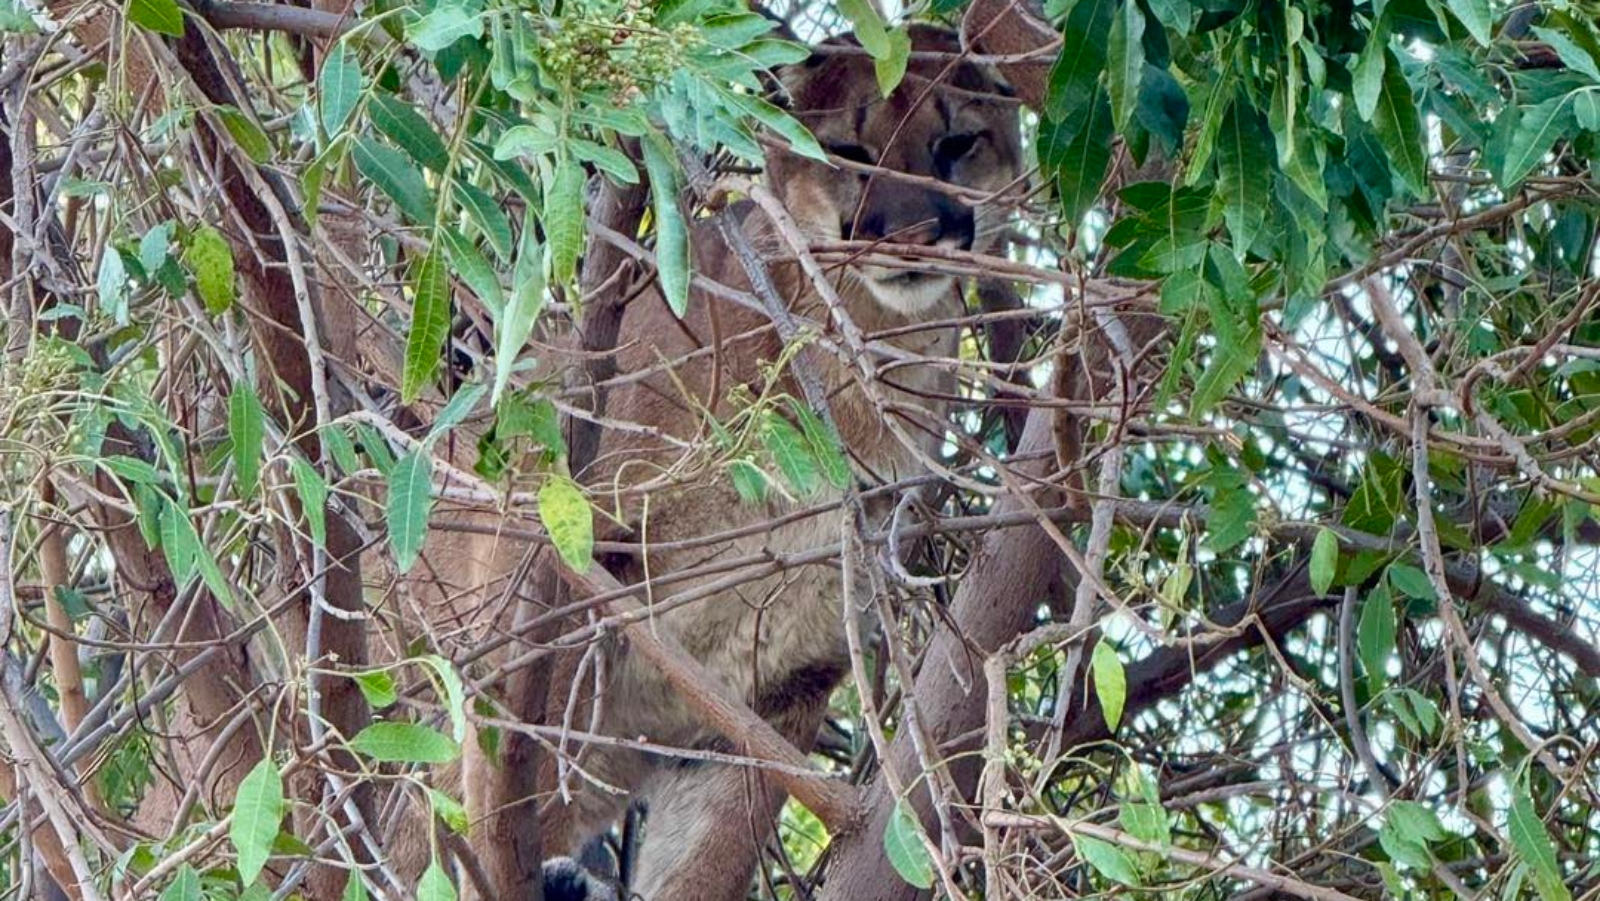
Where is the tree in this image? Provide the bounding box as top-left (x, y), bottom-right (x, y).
top-left (1, 0), bottom-right (1598, 897)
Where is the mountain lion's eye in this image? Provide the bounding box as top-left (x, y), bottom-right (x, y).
top-left (827, 142), bottom-right (878, 165)
top-left (933, 132), bottom-right (984, 167)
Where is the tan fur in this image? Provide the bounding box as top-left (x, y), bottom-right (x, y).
top-left (415, 26), bottom-right (1021, 900)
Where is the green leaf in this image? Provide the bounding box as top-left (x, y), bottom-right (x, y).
top-left (342, 872), bottom-right (369, 901)
top-left (349, 722), bottom-right (459, 763)
top-left (230, 757), bottom-right (284, 886)
top-left (570, 138), bottom-right (639, 185)
top-left (427, 787), bottom-right (470, 835)
top-left (128, 0), bottom-right (184, 36)
top-left (1117, 766), bottom-right (1170, 846)
top-left (98, 244), bottom-right (129, 325)
top-left (1218, 97), bottom-right (1271, 254)
top-left (158, 496), bottom-right (197, 583)
top-left (837, 0), bottom-right (889, 61)
top-left (1106, 0), bottom-right (1145, 133)
top-left (139, 222), bottom-right (174, 275)
top-left (641, 129), bottom-right (691, 317)
top-left (1192, 328), bottom-right (1260, 419)
top-left (186, 224), bottom-right (236, 315)
top-left (1205, 481), bottom-right (1256, 552)
top-left (1136, 64), bottom-right (1190, 154)
top-left (416, 654), bottom-right (468, 742)
top-left (1388, 688), bottom-right (1440, 738)
top-left (52, 587), bottom-right (93, 621)
top-left (1509, 789), bottom-right (1572, 901)
top-left (323, 424), bottom-right (360, 476)
top-left (1576, 90), bottom-right (1600, 131)
top-left (546, 159), bottom-right (586, 285)
top-left (1045, 0), bottom-right (1116, 125)
top-left (159, 496), bottom-right (236, 608)
top-left (289, 458), bottom-right (328, 548)
top-left (387, 450), bottom-right (433, 573)
top-left (302, 139), bottom-right (339, 230)
top-left (354, 137), bottom-right (436, 225)
top-left (728, 459), bottom-right (769, 504)
top-left (493, 216), bottom-right (545, 405)
top-left (725, 93), bottom-right (828, 162)
top-left (1446, 0), bottom-right (1492, 46)
top-left (408, 1), bottom-right (483, 53)
top-left (539, 476), bottom-right (593, 573)
top-left (454, 181), bottom-right (514, 259)
top-left (1501, 95), bottom-right (1576, 189)
top-left (319, 44), bottom-right (363, 137)
top-left (402, 245), bottom-right (451, 404)
top-left (353, 669), bottom-right (398, 708)
top-left (424, 386), bottom-right (485, 450)
top-left (1091, 638), bottom-right (1127, 731)
top-left (762, 411), bottom-right (822, 499)
top-left (1358, 584), bottom-right (1396, 690)
top-left (494, 125), bottom-right (561, 161)
top-left (159, 864), bottom-right (201, 901)
top-left (418, 858), bottom-right (458, 901)
top-left (1378, 801), bottom-right (1446, 869)
top-left (229, 385), bottom-right (266, 497)
top-left (1387, 562), bottom-right (1437, 601)
top-left (1371, 50), bottom-right (1430, 196)
top-left (1053, 92), bottom-right (1114, 227)
top-left (370, 95), bottom-right (451, 173)
top-left (1, 0), bottom-right (41, 33)
top-left (440, 229), bottom-right (503, 315)
top-left (1351, 29), bottom-right (1387, 121)
top-left (104, 455), bottom-right (165, 488)
top-left (216, 106), bottom-right (272, 163)
top-left (1532, 27), bottom-right (1600, 82)
top-left (1073, 833), bottom-right (1141, 886)
top-left (884, 800), bottom-right (935, 889)
top-left (875, 27), bottom-right (912, 97)
top-left (788, 399), bottom-right (850, 489)
top-left (1310, 528), bottom-right (1338, 596)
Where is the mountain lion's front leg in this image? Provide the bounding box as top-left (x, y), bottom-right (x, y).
top-left (629, 699), bottom-right (828, 901)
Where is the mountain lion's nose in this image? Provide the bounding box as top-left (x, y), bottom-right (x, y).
top-left (851, 192), bottom-right (974, 250)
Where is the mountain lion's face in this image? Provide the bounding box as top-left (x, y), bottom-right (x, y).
top-left (771, 25), bottom-right (1022, 315)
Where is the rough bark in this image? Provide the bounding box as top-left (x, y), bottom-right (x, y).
top-left (819, 411), bottom-right (1063, 901)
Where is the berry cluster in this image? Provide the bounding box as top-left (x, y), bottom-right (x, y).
top-left (538, 0), bottom-right (696, 99)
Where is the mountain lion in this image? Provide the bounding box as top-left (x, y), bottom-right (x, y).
top-left (428, 24), bottom-right (1021, 901)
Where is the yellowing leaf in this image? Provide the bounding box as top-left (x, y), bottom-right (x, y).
top-left (1091, 638), bottom-right (1127, 732)
top-left (187, 224), bottom-right (236, 315)
top-left (539, 476), bottom-right (593, 573)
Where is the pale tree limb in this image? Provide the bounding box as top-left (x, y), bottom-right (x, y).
top-left (0, 509), bottom-right (105, 901)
